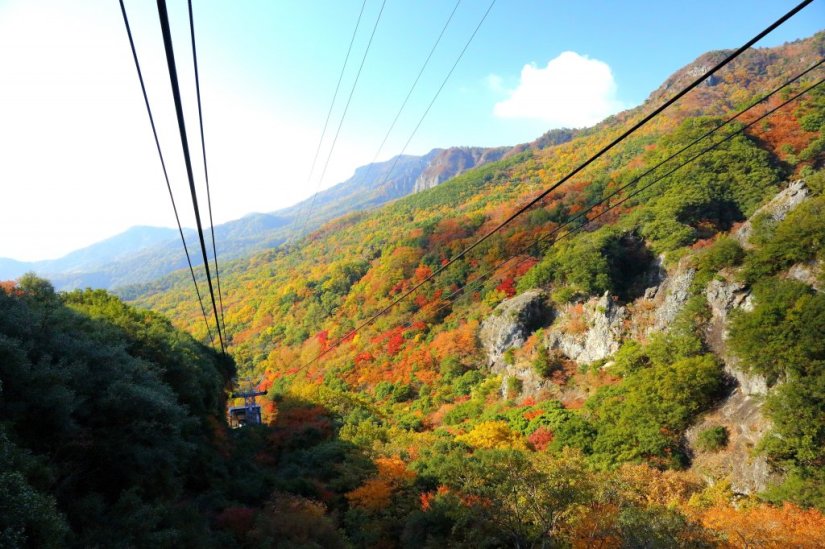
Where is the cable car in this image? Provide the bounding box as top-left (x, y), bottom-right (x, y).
top-left (227, 379), bottom-right (266, 428)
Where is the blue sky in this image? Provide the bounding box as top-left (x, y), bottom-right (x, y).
top-left (0, 0), bottom-right (822, 260)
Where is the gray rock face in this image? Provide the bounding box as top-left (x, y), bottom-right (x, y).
top-left (495, 361), bottom-right (553, 400)
top-left (479, 289), bottom-right (551, 367)
top-left (786, 260), bottom-right (823, 292)
top-left (544, 292), bottom-right (626, 365)
top-left (736, 179), bottom-right (809, 246)
top-left (685, 181), bottom-right (815, 496)
top-left (705, 278), bottom-right (767, 396)
top-left (412, 147), bottom-right (508, 193)
top-left (686, 389), bottom-right (776, 495)
top-left (652, 266), bottom-right (695, 332)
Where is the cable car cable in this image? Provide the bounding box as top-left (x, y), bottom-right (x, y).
top-left (156, 0), bottom-right (225, 352)
top-left (118, 0), bottom-right (215, 347)
top-left (187, 0), bottom-right (226, 336)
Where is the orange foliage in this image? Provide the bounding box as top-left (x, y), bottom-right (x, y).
top-left (346, 478), bottom-right (394, 510)
top-left (346, 457), bottom-right (415, 511)
top-left (420, 485), bottom-right (451, 511)
top-left (523, 408), bottom-right (544, 421)
top-left (375, 456), bottom-right (415, 482)
top-left (414, 264), bottom-right (433, 282)
top-left (429, 320), bottom-right (479, 363)
top-left (744, 98), bottom-right (818, 163)
top-left (696, 502), bottom-right (825, 548)
top-left (0, 280), bottom-right (17, 295)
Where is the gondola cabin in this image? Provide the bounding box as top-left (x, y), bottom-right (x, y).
top-left (227, 382), bottom-right (266, 428)
top-left (228, 403), bottom-right (262, 428)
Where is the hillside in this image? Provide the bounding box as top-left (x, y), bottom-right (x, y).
top-left (0, 145), bottom-right (513, 292)
top-left (116, 33), bottom-right (825, 545)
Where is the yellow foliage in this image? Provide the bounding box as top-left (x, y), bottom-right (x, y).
top-left (617, 463), bottom-right (704, 507)
top-left (456, 420), bottom-right (527, 450)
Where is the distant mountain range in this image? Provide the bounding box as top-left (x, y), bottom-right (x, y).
top-left (0, 138), bottom-right (574, 290)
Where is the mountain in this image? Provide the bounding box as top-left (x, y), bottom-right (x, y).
top-left (2, 32), bottom-right (824, 547)
top-left (0, 226), bottom-right (179, 281)
top-left (123, 32), bottom-right (825, 544)
top-left (0, 146), bottom-right (516, 290)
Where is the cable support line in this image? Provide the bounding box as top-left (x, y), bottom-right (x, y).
top-left (188, 0), bottom-right (226, 336)
top-left (360, 0), bottom-right (462, 183)
top-left (311, 73), bottom-right (825, 382)
top-left (298, 0), bottom-right (812, 364)
top-left (298, 0), bottom-right (388, 239)
top-left (411, 69), bottom-right (825, 334)
top-left (288, 0), bottom-right (369, 243)
top-left (432, 72), bottom-right (825, 317)
top-left (302, 58), bottom-right (823, 370)
top-left (295, 68), bottom-right (825, 431)
top-left (440, 58), bottom-right (825, 304)
top-left (157, 0), bottom-right (225, 353)
top-left (118, 0), bottom-right (215, 348)
top-left (372, 0), bottom-right (495, 191)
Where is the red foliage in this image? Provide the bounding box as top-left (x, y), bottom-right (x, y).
top-left (408, 320), bottom-right (426, 332)
top-left (215, 506), bottom-right (257, 538)
top-left (496, 278), bottom-right (516, 297)
top-left (315, 330), bottom-right (329, 350)
top-left (386, 331), bottom-right (405, 356)
top-left (527, 427), bottom-right (554, 452)
top-left (514, 258), bottom-right (538, 277)
top-left (420, 485), bottom-right (451, 511)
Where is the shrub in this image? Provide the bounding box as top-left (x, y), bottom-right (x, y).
top-left (532, 346), bottom-right (562, 378)
top-left (696, 426), bottom-right (729, 452)
top-left (505, 376), bottom-right (522, 399)
top-left (503, 348), bottom-right (516, 365)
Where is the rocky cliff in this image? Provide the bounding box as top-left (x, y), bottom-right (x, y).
top-left (412, 147), bottom-right (509, 193)
top-left (476, 178), bottom-right (818, 494)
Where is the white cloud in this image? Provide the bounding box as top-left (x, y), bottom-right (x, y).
top-left (493, 51), bottom-right (625, 127)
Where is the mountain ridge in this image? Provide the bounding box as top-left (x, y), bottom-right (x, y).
top-left (0, 144), bottom-right (525, 289)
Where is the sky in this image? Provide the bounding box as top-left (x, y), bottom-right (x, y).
top-left (0, 0), bottom-right (822, 261)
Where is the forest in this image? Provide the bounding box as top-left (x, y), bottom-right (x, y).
top-left (2, 34), bottom-right (824, 547)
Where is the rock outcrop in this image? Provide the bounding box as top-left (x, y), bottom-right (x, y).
top-left (705, 278), bottom-right (765, 395)
top-left (412, 147), bottom-right (508, 193)
top-left (652, 265), bottom-right (696, 332)
top-left (624, 256), bottom-right (694, 341)
top-left (686, 180), bottom-right (815, 495)
top-left (686, 391), bottom-right (776, 495)
top-left (786, 260), bottom-right (823, 292)
top-left (735, 179), bottom-right (809, 246)
top-left (478, 289), bottom-right (551, 367)
top-left (543, 292), bottom-right (626, 365)
top-left (692, 278), bottom-right (773, 494)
